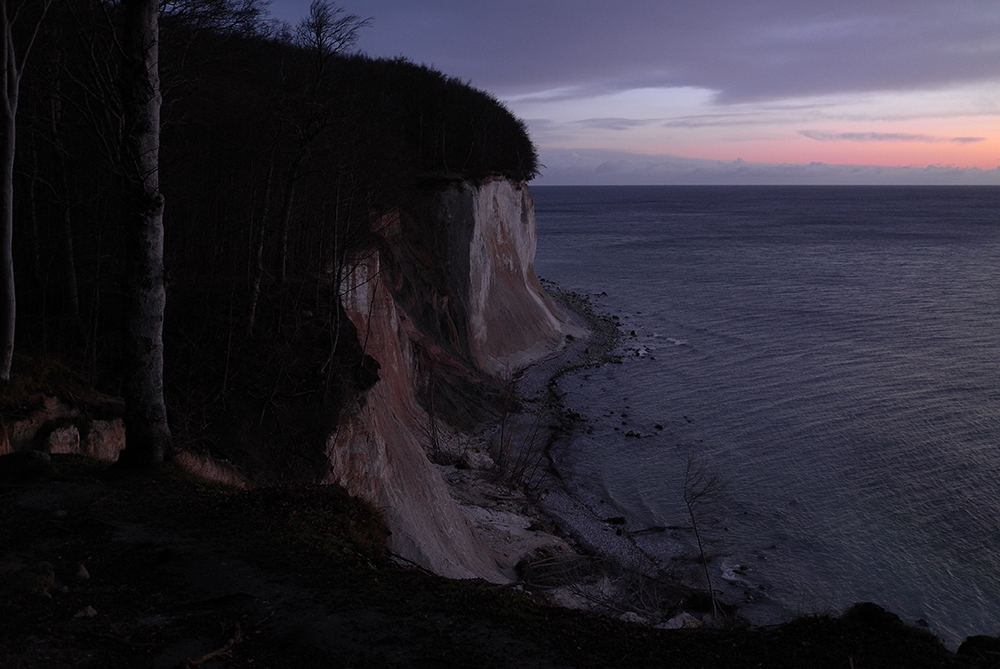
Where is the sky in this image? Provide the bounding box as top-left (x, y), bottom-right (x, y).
top-left (267, 1), bottom-right (1000, 185)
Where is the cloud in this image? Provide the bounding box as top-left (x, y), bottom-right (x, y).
top-left (800, 130), bottom-right (987, 143)
top-left (531, 148), bottom-right (1000, 186)
top-left (333, 0), bottom-right (1000, 104)
top-left (575, 117), bottom-right (664, 131)
top-left (801, 131), bottom-right (937, 142)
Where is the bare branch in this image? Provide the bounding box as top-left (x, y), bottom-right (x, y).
top-left (683, 458), bottom-right (724, 507)
top-left (294, 0), bottom-right (370, 60)
top-left (683, 457), bottom-right (725, 619)
top-left (160, 0), bottom-right (270, 35)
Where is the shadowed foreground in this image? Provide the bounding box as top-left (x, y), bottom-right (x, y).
top-left (0, 455), bottom-right (989, 668)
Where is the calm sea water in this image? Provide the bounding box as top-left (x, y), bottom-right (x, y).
top-left (531, 185), bottom-right (1000, 647)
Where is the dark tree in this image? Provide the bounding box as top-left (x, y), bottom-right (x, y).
top-left (273, 0), bottom-right (370, 286)
top-left (4, 0), bottom-right (540, 478)
top-left (0, 0), bottom-right (54, 382)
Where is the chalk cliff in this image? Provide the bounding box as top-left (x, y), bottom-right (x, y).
top-left (325, 177), bottom-right (577, 581)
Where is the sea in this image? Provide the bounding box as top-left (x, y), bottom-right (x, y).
top-left (530, 185), bottom-right (1000, 648)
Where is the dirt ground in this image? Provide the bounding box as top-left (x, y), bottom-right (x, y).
top-left (1, 454), bottom-right (991, 668)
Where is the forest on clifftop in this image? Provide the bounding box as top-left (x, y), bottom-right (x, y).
top-left (5, 0), bottom-right (539, 474)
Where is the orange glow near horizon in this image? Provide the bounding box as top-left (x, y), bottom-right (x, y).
top-left (657, 137), bottom-right (1000, 170)
top-left (539, 133), bottom-right (1000, 171)
top-left (510, 82), bottom-right (1000, 172)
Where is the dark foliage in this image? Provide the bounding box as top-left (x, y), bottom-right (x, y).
top-left (8, 1), bottom-right (538, 478)
top-left (336, 55), bottom-right (541, 182)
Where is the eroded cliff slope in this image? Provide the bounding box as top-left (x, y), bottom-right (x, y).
top-left (326, 177), bottom-right (578, 581)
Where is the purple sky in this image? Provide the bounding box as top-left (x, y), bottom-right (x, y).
top-left (267, 1), bottom-right (1000, 184)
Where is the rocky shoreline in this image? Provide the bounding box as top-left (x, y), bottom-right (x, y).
top-left (444, 282), bottom-right (996, 654)
top-left (433, 282), bottom-right (727, 629)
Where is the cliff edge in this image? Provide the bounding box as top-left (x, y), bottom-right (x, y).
top-left (325, 177), bottom-right (580, 581)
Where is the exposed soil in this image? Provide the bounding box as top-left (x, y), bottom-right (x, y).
top-left (0, 455), bottom-right (988, 669)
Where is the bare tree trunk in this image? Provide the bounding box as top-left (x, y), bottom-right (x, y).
top-left (48, 46), bottom-right (82, 337)
top-left (0, 5), bottom-right (19, 383)
top-left (277, 181), bottom-right (295, 286)
top-left (246, 151), bottom-right (274, 335)
top-left (0, 84), bottom-right (14, 383)
top-left (276, 148), bottom-right (306, 287)
top-left (27, 139), bottom-right (40, 284)
top-left (0, 0), bottom-right (54, 382)
top-left (116, 0), bottom-right (171, 466)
